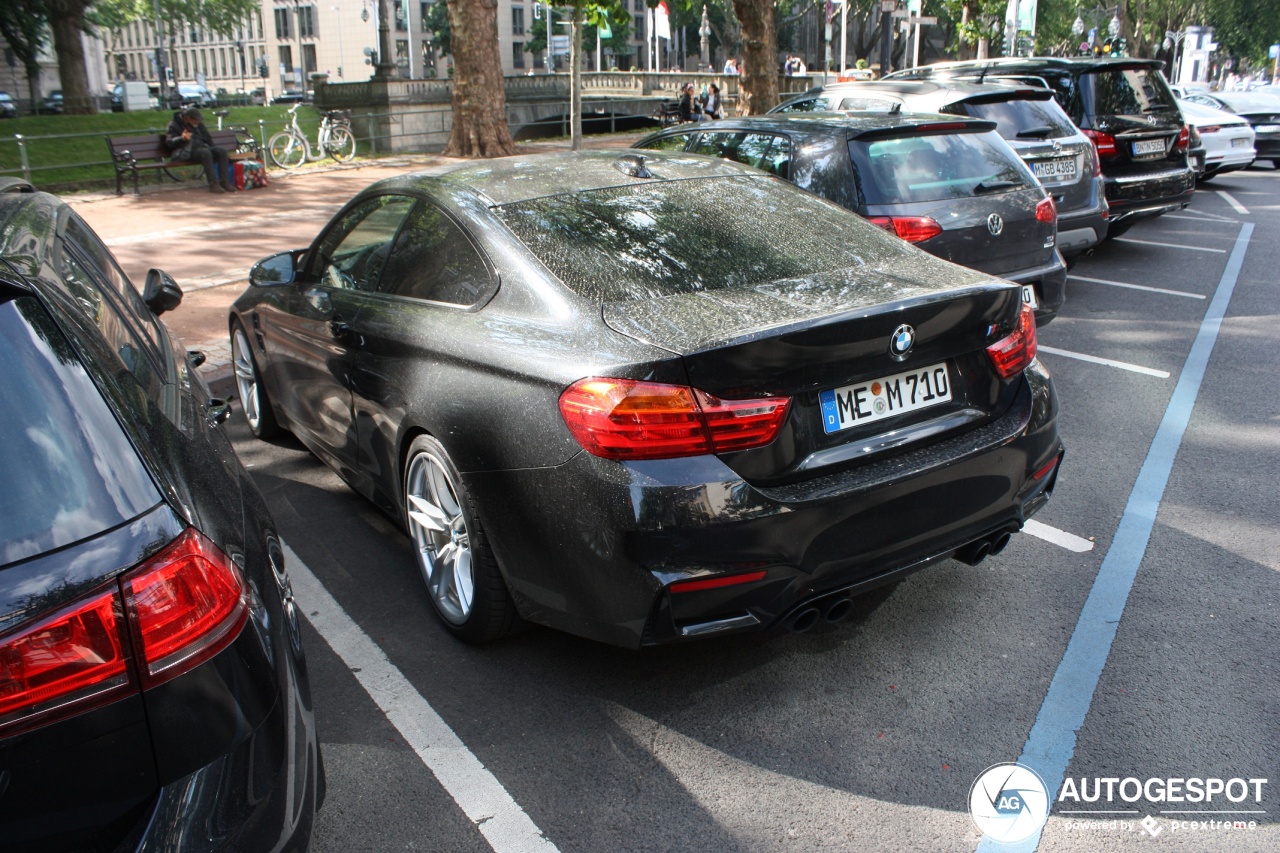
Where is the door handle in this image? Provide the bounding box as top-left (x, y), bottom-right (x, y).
top-left (329, 319), bottom-right (364, 348)
top-left (205, 397), bottom-right (232, 427)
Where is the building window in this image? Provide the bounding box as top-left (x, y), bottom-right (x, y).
top-left (302, 43), bottom-right (316, 74)
top-left (395, 39), bottom-right (409, 74)
top-left (298, 5), bottom-right (316, 38)
top-left (512, 7), bottom-right (524, 35)
top-left (274, 8), bottom-right (291, 39)
top-left (635, 15), bottom-right (644, 39)
top-left (279, 45), bottom-right (293, 83)
top-left (513, 41), bottom-right (525, 68)
top-left (394, 3), bottom-right (407, 31)
top-left (634, 0), bottom-right (644, 11)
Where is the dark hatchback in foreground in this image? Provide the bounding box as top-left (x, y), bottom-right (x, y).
top-left (636, 112), bottom-right (1065, 324)
top-left (772, 79), bottom-right (1110, 260)
top-left (0, 180), bottom-right (320, 851)
top-left (230, 151), bottom-right (1063, 649)
top-left (889, 57), bottom-right (1195, 237)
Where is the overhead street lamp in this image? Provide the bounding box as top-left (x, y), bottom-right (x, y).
top-left (1163, 29), bottom-right (1188, 82)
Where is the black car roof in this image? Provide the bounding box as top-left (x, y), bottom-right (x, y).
top-left (646, 111), bottom-right (996, 139)
top-left (0, 190), bottom-right (62, 285)
top-left (359, 149), bottom-right (782, 207)
top-left (891, 56), bottom-right (1164, 80)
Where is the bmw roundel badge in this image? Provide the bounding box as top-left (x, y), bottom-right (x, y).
top-left (889, 324), bottom-right (915, 360)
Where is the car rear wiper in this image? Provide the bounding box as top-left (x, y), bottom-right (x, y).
top-left (1015, 125), bottom-right (1055, 139)
top-left (974, 179), bottom-right (1022, 194)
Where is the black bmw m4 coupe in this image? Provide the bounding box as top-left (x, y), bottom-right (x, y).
top-left (229, 150), bottom-right (1063, 648)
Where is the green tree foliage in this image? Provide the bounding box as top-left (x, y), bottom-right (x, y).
top-left (0, 0), bottom-right (50, 104)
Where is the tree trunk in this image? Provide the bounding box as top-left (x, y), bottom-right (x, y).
top-left (48, 1), bottom-right (93, 115)
top-left (442, 0), bottom-right (517, 158)
top-left (730, 0), bottom-right (779, 114)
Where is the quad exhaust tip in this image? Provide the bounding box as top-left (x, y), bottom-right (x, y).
top-left (953, 529), bottom-right (1016, 566)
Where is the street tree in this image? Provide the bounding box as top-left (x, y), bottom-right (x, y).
top-left (730, 0), bottom-right (780, 112)
top-left (442, 0), bottom-right (518, 157)
top-left (0, 0), bottom-right (49, 107)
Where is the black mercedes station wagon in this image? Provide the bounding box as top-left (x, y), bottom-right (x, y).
top-left (635, 112), bottom-right (1066, 325)
top-left (888, 57), bottom-right (1195, 238)
top-left (229, 151), bottom-right (1063, 649)
top-left (0, 180), bottom-right (320, 852)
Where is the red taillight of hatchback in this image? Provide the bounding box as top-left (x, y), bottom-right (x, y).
top-left (867, 215), bottom-right (943, 243)
top-left (123, 528), bottom-right (249, 689)
top-left (986, 303), bottom-right (1038, 380)
top-left (0, 529), bottom-right (248, 735)
top-left (1035, 196), bottom-right (1057, 224)
top-left (559, 378), bottom-right (791, 460)
top-left (1083, 128), bottom-right (1117, 158)
top-left (0, 586), bottom-right (132, 734)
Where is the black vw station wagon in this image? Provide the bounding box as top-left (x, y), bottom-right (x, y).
top-left (229, 151), bottom-right (1063, 649)
top-left (635, 112), bottom-right (1066, 324)
top-left (0, 180), bottom-right (320, 852)
top-left (888, 57), bottom-right (1195, 238)
top-left (772, 79), bottom-right (1110, 260)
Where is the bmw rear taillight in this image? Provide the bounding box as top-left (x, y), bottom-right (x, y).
top-left (1175, 125), bottom-right (1190, 151)
top-left (0, 529), bottom-right (247, 736)
top-left (0, 586), bottom-right (131, 735)
top-left (867, 215), bottom-right (943, 243)
top-left (986, 303), bottom-right (1038, 380)
top-left (1035, 196), bottom-right (1057, 224)
top-left (123, 528), bottom-right (248, 689)
top-left (1083, 128), bottom-right (1117, 158)
top-left (559, 378), bottom-right (791, 460)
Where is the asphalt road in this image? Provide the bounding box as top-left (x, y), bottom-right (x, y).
top-left (196, 168), bottom-right (1277, 852)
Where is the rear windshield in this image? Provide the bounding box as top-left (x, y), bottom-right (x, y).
top-left (494, 175), bottom-right (920, 302)
top-left (849, 129), bottom-right (1033, 205)
top-left (0, 294), bottom-right (159, 567)
top-left (1082, 66), bottom-right (1177, 118)
top-left (949, 97), bottom-right (1076, 140)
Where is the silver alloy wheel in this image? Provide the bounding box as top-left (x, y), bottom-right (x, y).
top-left (405, 449), bottom-right (475, 625)
top-left (232, 327), bottom-right (263, 431)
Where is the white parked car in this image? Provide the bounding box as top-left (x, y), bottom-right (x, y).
top-left (1178, 98), bottom-right (1256, 179)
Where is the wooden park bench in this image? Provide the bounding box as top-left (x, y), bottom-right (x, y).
top-left (107, 127), bottom-right (263, 196)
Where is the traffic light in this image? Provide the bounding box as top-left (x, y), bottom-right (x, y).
top-left (258, 57), bottom-right (269, 78)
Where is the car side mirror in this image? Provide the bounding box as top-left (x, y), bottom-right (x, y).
top-left (249, 250), bottom-right (305, 287)
top-left (143, 269), bottom-right (183, 315)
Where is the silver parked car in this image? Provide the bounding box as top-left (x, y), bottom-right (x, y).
top-left (773, 80), bottom-right (1109, 260)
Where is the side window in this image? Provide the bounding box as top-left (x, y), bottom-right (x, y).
top-left (776, 97), bottom-right (824, 113)
top-left (690, 132), bottom-right (790, 178)
top-left (57, 250), bottom-right (159, 390)
top-left (64, 215), bottom-right (161, 352)
top-left (312, 195), bottom-right (415, 292)
top-left (834, 96), bottom-right (898, 112)
top-left (379, 202), bottom-right (494, 307)
top-left (638, 133), bottom-right (692, 152)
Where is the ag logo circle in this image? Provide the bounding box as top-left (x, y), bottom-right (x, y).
top-left (889, 324), bottom-right (915, 359)
top-left (968, 762), bottom-right (1050, 843)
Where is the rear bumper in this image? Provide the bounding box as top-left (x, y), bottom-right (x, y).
top-left (1103, 166), bottom-right (1194, 223)
top-left (468, 361), bottom-right (1061, 648)
top-left (1001, 255), bottom-right (1067, 326)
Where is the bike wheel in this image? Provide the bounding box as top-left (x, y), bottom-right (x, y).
top-left (268, 131), bottom-right (306, 169)
top-left (326, 126), bottom-right (356, 162)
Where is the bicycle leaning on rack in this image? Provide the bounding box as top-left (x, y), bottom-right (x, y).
top-left (267, 103), bottom-right (357, 169)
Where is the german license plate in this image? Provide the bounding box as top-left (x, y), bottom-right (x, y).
top-left (1022, 285), bottom-right (1039, 309)
top-left (1132, 139), bottom-right (1166, 156)
top-left (819, 362), bottom-right (952, 434)
top-left (1231, 137), bottom-right (1249, 147)
top-left (1032, 157), bottom-right (1077, 181)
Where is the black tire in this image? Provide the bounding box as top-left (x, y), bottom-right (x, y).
top-left (231, 321), bottom-right (283, 438)
top-left (403, 435), bottom-right (517, 643)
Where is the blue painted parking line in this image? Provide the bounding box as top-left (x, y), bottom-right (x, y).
top-left (975, 222), bottom-right (1255, 853)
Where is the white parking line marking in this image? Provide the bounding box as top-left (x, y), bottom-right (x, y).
top-left (1163, 212), bottom-right (1238, 224)
top-left (283, 543), bottom-right (558, 853)
top-left (1067, 275), bottom-right (1206, 299)
top-left (1216, 190), bottom-right (1250, 214)
top-left (1112, 238), bottom-right (1227, 253)
top-left (1022, 520), bottom-right (1095, 553)
top-left (1037, 346), bottom-right (1171, 378)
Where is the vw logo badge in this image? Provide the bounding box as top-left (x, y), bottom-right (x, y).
top-left (889, 324), bottom-right (915, 360)
top-left (987, 213), bottom-right (1004, 236)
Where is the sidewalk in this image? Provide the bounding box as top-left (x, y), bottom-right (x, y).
top-left (70, 133), bottom-right (646, 398)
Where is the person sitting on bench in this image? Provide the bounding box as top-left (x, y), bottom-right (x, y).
top-left (165, 107), bottom-right (235, 194)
